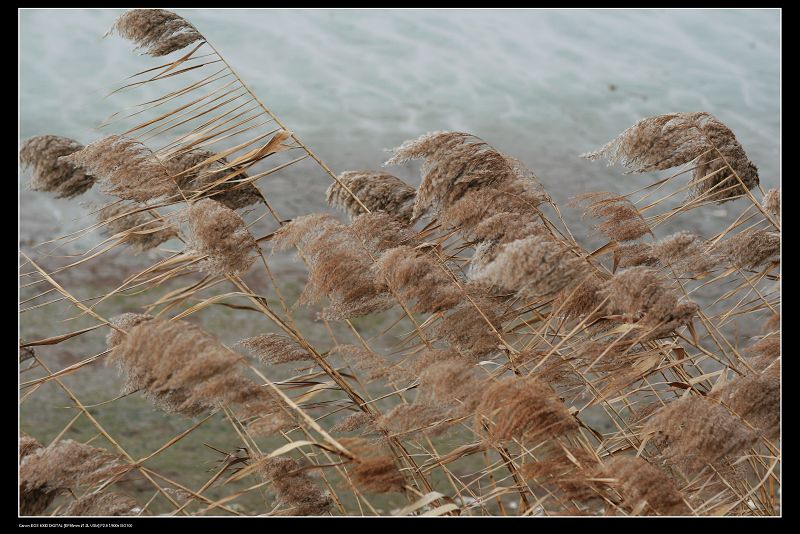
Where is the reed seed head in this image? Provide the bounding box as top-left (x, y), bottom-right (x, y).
top-left (187, 198), bottom-right (258, 277)
top-left (20, 135), bottom-right (95, 198)
top-left (61, 135), bottom-right (178, 202)
top-left (326, 170), bottom-right (416, 222)
top-left (109, 9), bottom-right (204, 57)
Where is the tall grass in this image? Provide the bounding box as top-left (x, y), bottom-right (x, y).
top-left (19, 9), bottom-right (780, 517)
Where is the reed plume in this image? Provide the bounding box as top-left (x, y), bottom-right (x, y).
top-left (62, 492), bottom-right (139, 516)
top-left (342, 438), bottom-right (406, 494)
top-left (331, 412), bottom-right (375, 434)
top-left (20, 440), bottom-right (126, 516)
top-left (19, 436), bottom-right (42, 460)
top-left (573, 192), bottom-right (651, 242)
top-left (330, 345), bottom-right (391, 382)
top-left (474, 235), bottom-right (587, 298)
top-left (434, 294), bottom-right (504, 357)
top-left (162, 148), bottom-right (263, 210)
top-left (186, 199), bottom-right (258, 277)
top-left (711, 365), bottom-right (780, 440)
top-left (416, 354), bottom-right (483, 414)
top-left (96, 202), bottom-right (178, 253)
top-left (378, 403), bottom-right (449, 437)
top-left (273, 214), bottom-right (392, 320)
top-left (237, 333), bottom-right (311, 365)
top-left (615, 232), bottom-right (720, 275)
top-left (476, 376), bottom-right (577, 443)
top-left (762, 188), bottom-right (780, 219)
top-left (746, 330), bottom-right (780, 373)
top-left (258, 456), bottom-right (333, 516)
top-left (348, 212), bottom-right (418, 255)
top-left (600, 266), bottom-right (698, 334)
top-left (106, 315), bottom-right (283, 435)
top-left (19, 135), bottom-right (95, 198)
top-left (582, 112), bottom-right (759, 203)
top-left (603, 456), bottom-right (691, 515)
top-left (553, 272), bottom-right (607, 320)
top-left (108, 9), bottom-right (204, 57)
top-left (644, 396), bottom-right (758, 472)
top-left (386, 131), bottom-right (548, 220)
top-left (61, 135), bottom-right (178, 202)
top-left (718, 228), bottom-right (780, 270)
top-left (522, 447), bottom-right (603, 506)
top-left (326, 171), bottom-right (416, 222)
top-left (373, 245), bottom-right (463, 314)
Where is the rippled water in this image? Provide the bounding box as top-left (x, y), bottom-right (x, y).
top-left (20, 8), bottom-right (780, 246)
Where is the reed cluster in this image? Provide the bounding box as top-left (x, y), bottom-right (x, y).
top-left (19, 8), bottom-right (779, 517)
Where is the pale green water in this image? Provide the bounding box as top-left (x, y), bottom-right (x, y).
top-left (20, 8), bottom-right (780, 245)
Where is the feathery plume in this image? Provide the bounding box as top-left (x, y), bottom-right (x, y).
top-left (106, 312), bottom-right (153, 349)
top-left (96, 203), bottom-right (178, 253)
top-left (603, 456), bottom-right (691, 516)
top-left (62, 492), bottom-right (138, 516)
top-left (273, 214), bottom-right (392, 320)
top-left (645, 396), bottom-right (758, 472)
top-left (107, 315), bottom-right (282, 435)
top-left (434, 293), bottom-right (504, 357)
top-left (161, 148), bottom-right (263, 210)
top-left (108, 9), bottom-right (204, 57)
top-left (711, 365), bottom-right (779, 440)
top-left (650, 231), bottom-right (720, 274)
top-left (19, 135), bottom-right (95, 198)
top-left (476, 376), bottom-right (578, 442)
top-left (186, 199), bottom-right (258, 277)
top-left (374, 245), bottom-right (463, 313)
top-left (258, 456), bottom-right (332, 516)
top-left (439, 184), bottom-right (546, 244)
top-left (20, 440), bottom-right (126, 516)
top-left (600, 267), bottom-right (698, 333)
top-left (348, 212), bottom-right (417, 255)
top-left (553, 272), bottom-right (607, 320)
top-left (581, 112), bottom-right (759, 203)
top-left (416, 355), bottom-right (483, 415)
top-left (718, 228), bottom-right (780, 270)
top-left (746, 332), bottom-right (780, 373)
top-left (474, 235), bottom-right (587, 298)
top-left (762, 188), bottom-right (780, 219)
top-left (378, 403), bottom-right (449, 437)
top-left (61, 135), bottom-right (177, 202)
top-left (330, 345), bottom-right (391, 382)
top-left (572, 192), bottom-right (651, 242)
top-left (19, 436), bottom-right (42, 461)
top-left (522, 447), bottom-right (603, 505)
top-left (331, 412), bottom-right (375, 434)
top-left (326, 171), bottom-right (416, 222)
top-left (237, 333), bottom-right (311, 365)
top-left (386, 131), bottom-right (548, 220)
top-left (343, 438), bottom-right (406, 494)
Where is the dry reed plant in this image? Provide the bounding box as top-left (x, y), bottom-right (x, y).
top-left (19, 8), bottom-right (779, 518)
